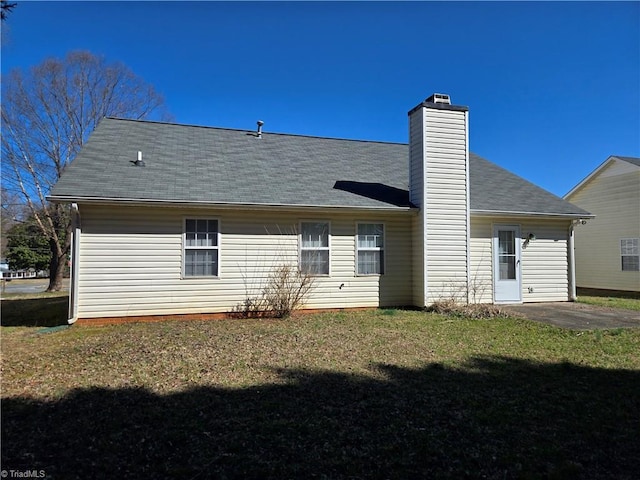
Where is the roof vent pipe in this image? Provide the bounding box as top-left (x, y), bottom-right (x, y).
top-left (131, 151), bottom-right (145, 167)
top-left (256, 120), bottom-right (264, 139)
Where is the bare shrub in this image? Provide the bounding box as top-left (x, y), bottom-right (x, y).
top-left (436, 270), bottom-right (491, 305)
top-left (468, 271), bottom-right (489, 304)
top-left (231, 263), bottom-right (315, 319)
top-left (230, 296), bottom-right (268, 319)
top-left (262, 264), bottom-right (315, 318)
top-left (426, 299), bottom-right (518, 319)
top-left (436, 279), bottom-right (468, 304)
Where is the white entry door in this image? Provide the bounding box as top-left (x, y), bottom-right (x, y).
top-left (493, 225), bottom-right (522, 303)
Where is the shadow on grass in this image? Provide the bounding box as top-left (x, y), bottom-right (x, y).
top-left (3, 356), bottom-right (639, 479)
top-left (1, 295), bottom-right (69, 327)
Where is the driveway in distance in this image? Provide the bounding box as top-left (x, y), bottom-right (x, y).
top-left (504, 302), bottom-right (640, 330)
top-left (1, 278), bottom-right (68, 295)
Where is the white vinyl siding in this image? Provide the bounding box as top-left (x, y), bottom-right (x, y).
top-left (411, 214), bottom-right (426, 306)
top-left (409, 105), bottom-right (469, 305)
top-left (423, 108), bottom-right (469, 303)
top-left (519, 221), bottom-right (571, 302)
top-left (409, 108), bottom-right (426, 306)
top-left (469, 217), bottom-right (494, 303)
top-left (356, 223), bottom-right (384, 275)
top-left (470, 217), bottom-right (571, 303)
top-left (567, 160), bottom-right (640, 292)
top-left (76, 205), bottom-right (413, 319)
top-left (621, 239), bottom-right (639, 271)
top-left (408, 108), bottom-right (425, 209)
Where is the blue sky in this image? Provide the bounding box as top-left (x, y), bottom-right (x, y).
top-left (2, 1), bottom-right (639, 196)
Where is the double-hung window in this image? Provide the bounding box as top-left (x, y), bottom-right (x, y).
top-left (357, 223), bottom-right (384, 275)
top-left (184, 219), bottom-right (219, 277)
top-left (621, 238), bottom-right (639, 272)
top-left (300, 222), bottom-right (330, 275)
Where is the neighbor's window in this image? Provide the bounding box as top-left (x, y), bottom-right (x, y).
top-left (300, 222), bottom-right (330, 275)
top-left (357, 223), bottom-right (385, 275)
top-left (621, 238), bottom-right (639, 272)
top-left (184, 219), bottom-right (219, 277)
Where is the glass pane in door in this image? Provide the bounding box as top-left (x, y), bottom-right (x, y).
top-left (499, 255), bottom-right (516, 280)
top-left (498, 230), bottom-right (516, 280)
top-left (498, 231), bottom-right (514, 255)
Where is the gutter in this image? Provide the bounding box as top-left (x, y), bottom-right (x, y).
top-left (472, 209), bottom-right (594, 219)
top-left (465, 110), bottom-right (471, 304)
top-left (46, 196), bottom-right (418, 213)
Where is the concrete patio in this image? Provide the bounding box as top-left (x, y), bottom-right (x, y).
top-left (503, 302), bottom-right (640, 330)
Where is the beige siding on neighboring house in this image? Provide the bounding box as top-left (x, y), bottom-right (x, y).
top-left (567, 161), bottom-right (640, 292)
top-left (470, 217), bottom-right (571, 303)
top-left (77, 205), bottom-right (413, 319)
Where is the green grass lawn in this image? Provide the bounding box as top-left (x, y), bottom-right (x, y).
top-left (577, 295), bottom-right (640, 311)
top-left (2, 308), bottom-right (639, 479)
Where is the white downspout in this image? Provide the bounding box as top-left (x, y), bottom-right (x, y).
top-left (568, 219), bottom-right (578, 302)
top-left (68, 203), bottom-right (81, 324)
top-left (464, 109), bottom-right (471, 304)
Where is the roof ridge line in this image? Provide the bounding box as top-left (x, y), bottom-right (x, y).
top-left (103, 116), bottom-right (407, 146)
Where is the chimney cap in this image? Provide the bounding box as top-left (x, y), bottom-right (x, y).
top-left (426, 93), bottom-right (451, 105)
top-left (407, 94), bottom-right (467, 115)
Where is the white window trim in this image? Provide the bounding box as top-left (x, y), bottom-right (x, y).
top-left (355, 221), bottom-right (386, 276)
top-left (299, 220), bottom-right (331, 276)
top-left (182, 217), bottom-right (221, 279)
top-left (620, 238), bottom-right (639, 272)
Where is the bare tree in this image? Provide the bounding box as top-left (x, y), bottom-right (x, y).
top-left (1, 1), bottom-right (17, 21)
top-left (1, 51), bottom-right (169, 290)
top-left (1, 189), bottom-right (27, 258)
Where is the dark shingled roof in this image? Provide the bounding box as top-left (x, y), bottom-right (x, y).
top-left (50, 117), bottom-right (590, 217)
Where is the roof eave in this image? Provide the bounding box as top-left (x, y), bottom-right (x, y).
top-left (471, 209), bottom-right (594, 219)
top-left (566, 155), bottom-right (640, 199)
top-left (47, 195), bottom-right (418, 213)
top-left (564, 156), bottom-right (619, 199)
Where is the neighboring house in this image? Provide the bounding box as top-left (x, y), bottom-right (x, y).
top-left (49, 94), bottom-right (591, 323)
top-left (2, 269), bottom-right (37, 280)
top-left (0, 259), bottom-right (48, 280)
top-left (564, 156), bottom-right (640, 293)
top-left (0, 259), bottom-right (8, 276)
